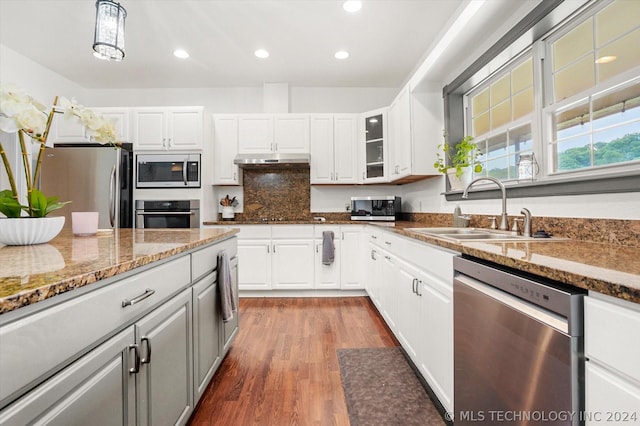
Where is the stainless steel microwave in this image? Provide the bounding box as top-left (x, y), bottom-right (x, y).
top-left (351, 196), bottom-right (401, 221)
top-left (136, 153), bottom-right (201, 188)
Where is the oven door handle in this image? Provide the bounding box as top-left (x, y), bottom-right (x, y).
top-left (135, 211), bottom-right (195, 216)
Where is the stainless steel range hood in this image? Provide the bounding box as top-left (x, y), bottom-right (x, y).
top-left (233, 153), bottom-right (310, 168)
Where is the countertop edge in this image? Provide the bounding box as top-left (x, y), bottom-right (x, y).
top-left (0, 229), bottom-right (239, 316)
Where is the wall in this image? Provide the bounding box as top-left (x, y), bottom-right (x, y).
top-left (0, 45), bottom-right (91, 207)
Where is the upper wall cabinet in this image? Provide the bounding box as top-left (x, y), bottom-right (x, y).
top-left (238, 114), bottom-right (309, 154)
top-left (361, 107), bottom-right (388, 184)
top-left (50, 107), bottom-right (130, 145)
top-left (388, 88), bottom-right (412, 181)
top-left (212, 114), bottom-right (240, 185)
top-left (132, 107), bottom-right (204, 151)
top-left (310, 114), bottom-right (359, 184)
top-left (388, 87), bottom-right (441, 183)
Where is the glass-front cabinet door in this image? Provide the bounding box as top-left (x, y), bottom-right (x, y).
top-left (362, 108), bottom-right (388, 183)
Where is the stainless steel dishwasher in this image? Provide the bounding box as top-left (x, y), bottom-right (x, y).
top-left (453, 256), bottom-right (585, 425)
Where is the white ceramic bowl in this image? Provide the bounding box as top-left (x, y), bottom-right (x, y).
top-left (0, 216), bottom-right (65, 246)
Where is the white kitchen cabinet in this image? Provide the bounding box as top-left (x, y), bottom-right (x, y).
top-left (50, 107), bottom-right (130, 145)
top-left (585, 294), bottom-right (640, 425)
top-left (394, 258), bottom-right (422, 360)
top-left (273, 239), bottom-right (315, 289)
top-left (416, 264), bottom-right (453, 413)
top-left (212, 114), bottom-right (240, 185)
top-left (238, 114), bottom-right (309, 154)
top-left (310, 114), bottom-right (358, 184)
top-left (364, 228), bottom-right (456, 414)
top-left (0, 327), bottom-right (136, 426)
top-left (361, 107), bottom-right (388, 183)
top-left (132, 107), bottom-right (203, 151)
top-left (314, 226), bottom-right (341, 289)
top-left (237, 239), bottom-right (272, 290)
top-left (135, 287), bottom-right (193, 426)
top-left (339, 225), bottom-right (364, 289)
top-left (388, 88), bottom-right (412, 180)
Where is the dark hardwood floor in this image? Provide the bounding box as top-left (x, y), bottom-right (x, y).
top-left (188, 297), bottom-right (398, 426)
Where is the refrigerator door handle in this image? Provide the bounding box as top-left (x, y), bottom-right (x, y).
top-left (109, 164), bottom-right (116, 227)
top-left (183, 160), bottom-right (188, 186)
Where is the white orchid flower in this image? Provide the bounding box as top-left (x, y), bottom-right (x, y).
top-left (58, 96), bottom-right (85, 120)
top-left (15, 105), bottom-right (47, 136)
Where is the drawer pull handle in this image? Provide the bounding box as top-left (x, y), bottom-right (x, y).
top-left (141, 337), bottom-right (152, 364)
top-left (129, 344), bottom-right (140, 374)
top-left (122, 288), bottom-right (155, 308)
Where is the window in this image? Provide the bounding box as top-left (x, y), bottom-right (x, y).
top-left (545, 0), bottom-right (640, 175)
top-left (456, 0), bottom-right (640, 193)
top-left (467, 55), bottom-right (535, 182)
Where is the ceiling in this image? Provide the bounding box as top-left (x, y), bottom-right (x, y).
top-left (0, 0), bottom-right (471, 90)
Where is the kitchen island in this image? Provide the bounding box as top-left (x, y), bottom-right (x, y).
top-left (0, 227), bottom-right (239, 425)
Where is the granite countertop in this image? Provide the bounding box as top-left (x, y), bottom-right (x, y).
top-left (388, 222), bottom-right (640, 304)
top-left (2, 220), bottom-right (639, 315)
top-left (204, 218), bottom-right (640, 303)
top-left (0, 228), bottom-right (239, 315)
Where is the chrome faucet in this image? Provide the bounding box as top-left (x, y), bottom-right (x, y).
top-left (462, 177), bottom-right (509, 231)
top-left (520, 208), bottom-right (532, 237)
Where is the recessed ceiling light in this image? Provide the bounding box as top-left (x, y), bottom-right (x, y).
top-left (343, 1), bottom-right (362, 13)
top-left (173, 49), bottom-right (189, 59)
top-left (254, 49), bottom-right (270, 59)
top-left (335, 50), bottom-right (349, 60)
top-left (595, 55), bottom-right (616, 64)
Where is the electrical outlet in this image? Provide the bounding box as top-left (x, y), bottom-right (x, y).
top-left (345, 203), bottom-right (351, 212)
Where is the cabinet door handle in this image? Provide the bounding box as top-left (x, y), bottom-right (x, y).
top-left (267, 245), bottom-right (270, 253)
top-left (385, 241), bottom-right (391, 246)
top-left (316, 243), bottom-right (319, 253)
top-left (128, 344), bottom-right (140, 374)
top-left (412, 278), bottom-right (417, 294)
top-left (335, 172), bottom-right (338, 180)
top-left (122, 288), bottom-right (155, 308)
top-left (273, 244), bottom-right (276, 253)
top-left (141, 337), bottom-right (152, 364)
top-left (416, 280), bottom-right (423, 297)
top-left (370, 249), bottom-right (377, 260)
top-left (162, 138), bottom-right (167, 147)
top-left (384, 255), bottom-right (391, 260)
top-left (233, 172), bottom-right (237, 181)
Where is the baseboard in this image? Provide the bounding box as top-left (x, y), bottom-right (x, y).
top-left (239, 289), bottom-right (367, 298)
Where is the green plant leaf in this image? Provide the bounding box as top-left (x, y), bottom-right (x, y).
top-left (29, 189), bottom-right (49, 217)
top-left (0, 190), bottom-right (23, 218)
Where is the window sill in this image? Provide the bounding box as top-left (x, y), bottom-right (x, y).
top-left (444, 172), bottom-right (640, 201)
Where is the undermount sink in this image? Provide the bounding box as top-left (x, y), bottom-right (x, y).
top-left (407, 227), bottom-right (553, 242)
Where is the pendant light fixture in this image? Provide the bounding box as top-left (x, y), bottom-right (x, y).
top-left (93, 0), bottom-right (127, 61)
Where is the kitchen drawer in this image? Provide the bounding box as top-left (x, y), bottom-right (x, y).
top-left (271, 225), bottom-right (314, 239)
top-left (313, 225), bottom-right (340, 239)
top-left (380, 230), bottom-right (405, 252)
top-left (365, 225), bottom-right (384, 245)
top-left (236, 225), bottom-right (271, 239)
top-left (585, 294), bottom-right (640, 383)
top-left (402, 238), bottom-right (457, 286)
top-left (0, 255), bottom-right (191, 406)
top-left (191, 237), bottom-right (238, 281)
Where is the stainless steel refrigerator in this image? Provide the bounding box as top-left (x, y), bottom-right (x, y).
top-left (40, 143), bottom-right (134, 230)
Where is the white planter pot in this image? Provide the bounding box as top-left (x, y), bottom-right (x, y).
top-left (447, 167), bottom-right (473, 191)
top-left (0, 216), bottom-right (65, 246)
top-left (221, 206), bottom-right (235, 221)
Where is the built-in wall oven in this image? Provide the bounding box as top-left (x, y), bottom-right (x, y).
top-left (453, 256), bottom-right (585, 425)
top-left (135, 200), bottom-right (200, 228)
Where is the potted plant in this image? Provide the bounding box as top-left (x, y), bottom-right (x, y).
top-left (0, 84), bottom-right (118, 245)
top-left (434, 135), bottom-right (483, 190)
